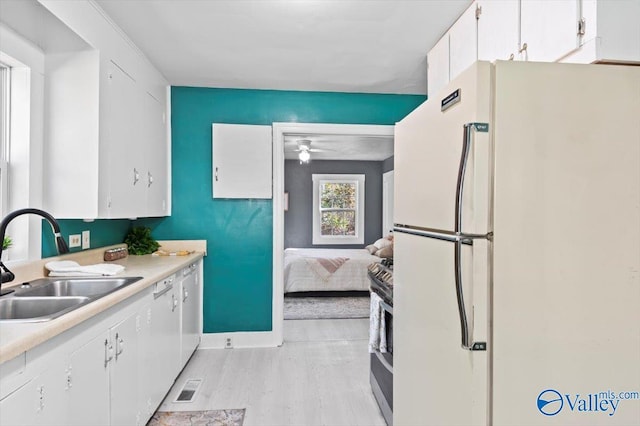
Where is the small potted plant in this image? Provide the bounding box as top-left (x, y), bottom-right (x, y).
top-left (2, 236), bottom-right (12, 262)
top-left (124, 226), bottom-right (159, 255)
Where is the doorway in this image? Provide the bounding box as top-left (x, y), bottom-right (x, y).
top-left (271, 123), bottom-right (394, 344)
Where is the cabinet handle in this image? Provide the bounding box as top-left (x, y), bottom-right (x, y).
top-left (172, 294), bottom-right (178, 312)
top-left (183, 288), bottom-right (188, 303)
top-left (148, 171), bottom-right (154, 188)
top-left (115, 333), bottom-right (124, 359)
top-left (518, 42), bottom-right (528, 54)
top-left (133, 168), bottom-right (140, 185)
top-left (104, 339), bottom-right (114, 367)
top-left (508, 53), bottom-right (514, 61)
top-left (215, 167), bottom-right (219, 182)
top-left (66, 367), bottom-right (73, 390)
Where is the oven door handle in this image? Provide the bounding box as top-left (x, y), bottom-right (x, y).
top-left (374, 351), bottom-right (393, 374)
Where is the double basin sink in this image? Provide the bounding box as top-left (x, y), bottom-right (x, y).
top-left (0, 277), bottom-right (143, 323)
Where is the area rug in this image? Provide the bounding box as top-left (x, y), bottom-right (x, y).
top-left (147, 409), bottom-right (245, 426)
top-left (284, 295), bottom-right (370, 320)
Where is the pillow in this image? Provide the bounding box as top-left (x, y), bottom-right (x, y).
top-left (365, 244), bottom-right (377, 254)
top-left (375, 245), bottom-right (393, 259)
top-left (373, 237), bottom-right (393, 250)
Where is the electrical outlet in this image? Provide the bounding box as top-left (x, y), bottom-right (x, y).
top-left (69, 234), bottom-right (81, 248)
top-left (82, 230), bottom-right (90, 249)
top-left (225, 338), bottom-right (233, 349)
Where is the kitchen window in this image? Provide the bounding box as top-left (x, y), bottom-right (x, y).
top-left (312, 174), bottom-right (365, 245)
top-left (0, 32), bottom-right (46, 261)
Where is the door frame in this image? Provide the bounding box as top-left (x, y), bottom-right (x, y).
top-left (271, 122), bottom-right (395, 345)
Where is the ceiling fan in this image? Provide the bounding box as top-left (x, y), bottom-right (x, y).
top-left (291, 139), bottom-right (332, 163)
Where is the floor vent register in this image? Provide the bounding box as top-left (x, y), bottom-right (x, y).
top-left (174, 379), bottom-right (202, 403)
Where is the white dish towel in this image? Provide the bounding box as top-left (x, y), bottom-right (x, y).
top-left (45, 260), bottom-right (125, 277)
top-left (368, 292), bottom-right (387, 353)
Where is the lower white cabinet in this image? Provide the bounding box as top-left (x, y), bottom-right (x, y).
top-left (67, 331), bottom-right (110, 426)
top-left (0, 264), bottom-right (203, 426)
top-left (149, 274), bottom-right (181, 409)
top-left (0, 356), bottom-right (68, 426)
top-left (180, 261), bottom-right (202, 369)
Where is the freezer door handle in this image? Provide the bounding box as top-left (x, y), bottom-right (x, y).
top-left (455, 122), bottom-right (489, 351)
top-left (455, 122), bottom-right (489, 234)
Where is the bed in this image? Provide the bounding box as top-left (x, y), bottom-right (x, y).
top-left (284, 248), bottom-right (381, 293)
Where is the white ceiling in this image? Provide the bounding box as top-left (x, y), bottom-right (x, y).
top-left (95, 0), bottom-right (471, 95)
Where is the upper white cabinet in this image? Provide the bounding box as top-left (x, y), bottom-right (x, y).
top-left (212, 124), bottom-right (272, 199)
top-left (39, 0), bottom-right (170, 219)
top-left (427, 34), bottom-right (451, 98)
top-left (428, 0), bottom-right (640, 97)
top-left (562, 0), bottom-right (640, 64)
top-left (520, 0), bottom-right (580, 62)
top-left (448, 4), bottom-right (479, 84)
top-left (477, 0), bottom-right (519, 62)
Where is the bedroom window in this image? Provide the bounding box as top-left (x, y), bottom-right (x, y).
top-left (312, 174), bottom-right (365, 245)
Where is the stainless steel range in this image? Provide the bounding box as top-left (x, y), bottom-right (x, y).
top-left (368, 259), bottom-right (393, 426)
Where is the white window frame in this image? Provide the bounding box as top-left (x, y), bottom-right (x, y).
top-left (312, 173), bottom-right (365, 245)
top-left (1, 24), bottom-right (46, 262)
top-left (0, 62), bottom-right (9, 218)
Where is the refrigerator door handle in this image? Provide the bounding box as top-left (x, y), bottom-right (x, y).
top-left (455, 122), bottom-right (489, 351)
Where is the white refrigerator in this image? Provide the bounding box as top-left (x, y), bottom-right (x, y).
top-left (393, 61), bottom-right (640, 426)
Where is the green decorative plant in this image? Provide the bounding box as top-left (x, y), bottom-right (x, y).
top-left (2, 236), bottom-right (12, 250)
top-left (124, 226), bottom-right (159, 255)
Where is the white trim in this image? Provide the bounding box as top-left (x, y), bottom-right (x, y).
top-left (0, 24), bottom-right (45, 262)
top-left (200, 331), bottom-right (281, 349)
top-left (271, 123), bottom-right (394, 348)
top-left (312, 173), bottom-right (365, 245)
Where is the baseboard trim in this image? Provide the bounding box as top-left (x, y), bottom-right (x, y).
top-left (200, 331), bottom-right (282, 349)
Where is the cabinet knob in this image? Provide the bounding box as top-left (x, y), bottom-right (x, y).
top-left (133, 168), bottom-right (140, 185)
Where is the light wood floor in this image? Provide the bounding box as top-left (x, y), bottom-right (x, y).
top-left (158, 319), bottom-right (385, 426)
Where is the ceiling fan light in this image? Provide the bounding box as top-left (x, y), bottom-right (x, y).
top-left (299, 150), bottom-right (311, 163)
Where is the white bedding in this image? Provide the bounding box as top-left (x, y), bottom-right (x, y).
top-left (284, 248), bottom-right (380, 293)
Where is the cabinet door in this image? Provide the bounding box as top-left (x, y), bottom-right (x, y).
top-left (520, 0), bottom-right (579, 61)
top-left (102, 59), bottom-right (146, 218)
top-left (449, 3), bottom-right (478, 81)
top-left (136, 304), bottom-right (155, 422)
top-left (110, 313), bottom-right (142, 426)
top-left (143, 91), bottom-right (168, 217)
top-left (67, 331), bottom-right (110, 426)
top-left (212, 124), bottom-right (272, 199)
top-left (149, 282), bottom-right (181, 409)
top-left (427, 33), bottom-right (450, 98)
top-left (477, 0), bottom-right (519, 61)
top-left (0, 358), bottom-right (68, 426)
top-left (180, 267), bottom-right (201, 369)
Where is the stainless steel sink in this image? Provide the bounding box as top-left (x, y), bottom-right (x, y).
top-left (0, 276), bottom-right (143, 322)
top-left (0, 296), bottom-right (90, 322)
top-left (15, 277), bottom-right (143, 298)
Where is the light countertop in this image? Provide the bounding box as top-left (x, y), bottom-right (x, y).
top-left (0, 242), bottom-right (205, 364)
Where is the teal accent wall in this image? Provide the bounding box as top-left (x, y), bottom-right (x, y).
top-left (46, 88), bottom-right (425, 334)
top-left (42, 219), bottom-right (132, 257)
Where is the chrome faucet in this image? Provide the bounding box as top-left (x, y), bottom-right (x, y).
top-left (0, 208), bottom-right (69, 296)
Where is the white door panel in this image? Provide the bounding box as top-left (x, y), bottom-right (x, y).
top-left (394, 232), bottom-right (487, 426)
top-left (395, 62), bottom-right (492, 233)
